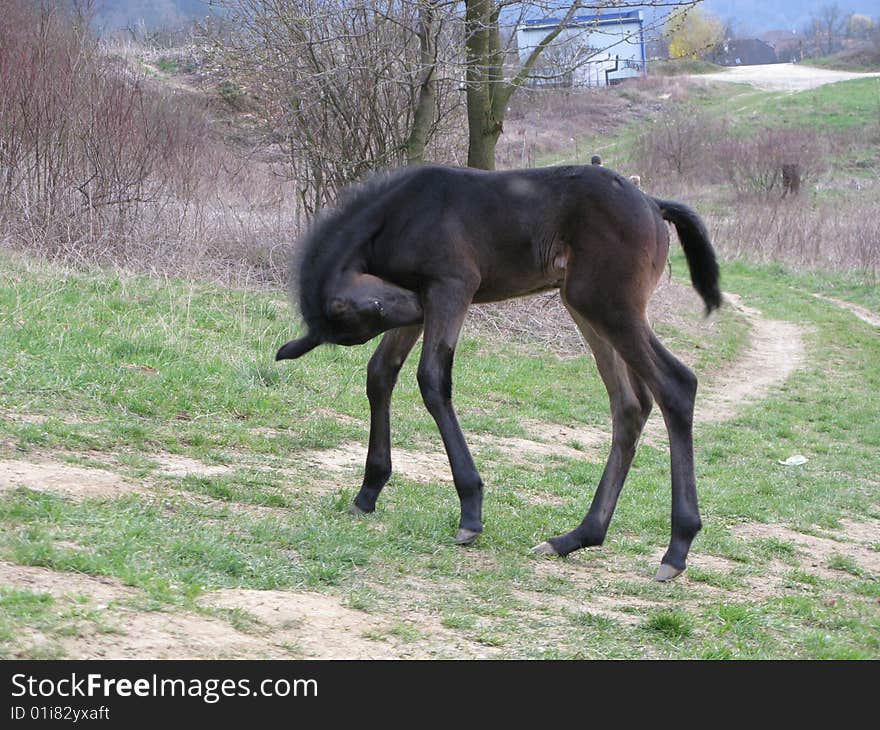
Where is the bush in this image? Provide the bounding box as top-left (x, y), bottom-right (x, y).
top-left (710, 195), bottom-right (880, 275)
top-left (649, 59), bottom-right (723, 76)
top-left (632, 106), bottom-right (725, 181)
top-left (0, 2), bottom-right (207, 246)
top-left (715, 127), bottom-right (825, 197)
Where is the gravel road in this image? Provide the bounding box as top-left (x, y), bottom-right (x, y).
top-left (686, 62), bottom-right (880, 91)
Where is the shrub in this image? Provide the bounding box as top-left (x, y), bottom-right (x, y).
top-left (0, 1), bottom-right (296, 284)
top-left (632, 105), bottom-right (725, 181)
top-left (715, 127), bottom-right (825, 198)
top-left (709, 195), bottom-right (880, 275)
top-left (0, 2), bottom-right (208, 245)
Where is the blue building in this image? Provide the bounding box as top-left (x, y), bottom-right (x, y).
top-left (516, 10), bottom-right (647, 87)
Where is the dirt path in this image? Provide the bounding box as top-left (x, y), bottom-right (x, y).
top-left (492, 291), bottom-right (806, 448)
top-left (689, 293), bottom-right (806, 422)
top-left (687, 62), bottom-right (880, 92)
top-left (810, 293), bottom-right (880, 329)
top-left (641, 292), bottom-right (806, 441)
top-left (0, 562), bottom-right (491, 659)
top-left (0, 459), bottom-right (143, 499)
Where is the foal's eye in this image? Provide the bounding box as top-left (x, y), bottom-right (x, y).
top-left (372, 300), bottom-right (383, 315)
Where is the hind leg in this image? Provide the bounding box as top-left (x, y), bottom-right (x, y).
top-left (532, 312), bottom-right (653, 558)
top-left (351, 324), bottom-right (423, 514)
top-left (639, 330), bottom-right (702, 580)
top-left (601, 320), bottom-right (700, 580)
top-left (543, 296), bottom-right (701, 580)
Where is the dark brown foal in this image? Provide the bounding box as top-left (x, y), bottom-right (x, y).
top-left (277, 164), bottom-right (720, 580)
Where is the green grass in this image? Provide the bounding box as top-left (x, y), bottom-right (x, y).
top-left (642, 609), bottom-right (694, 640)
top-left (155, 57), bottom-right (179, 74)
top-left (0, 584), bottom-right (121, 659)
top-left (0, 251), bottom-right (877, 659)
top-left (754, 78), bottom-right (880, 131)
top-left (804, 53), bottom-right (880, 73)
top-left (543, 73), bottom-right (880, 174)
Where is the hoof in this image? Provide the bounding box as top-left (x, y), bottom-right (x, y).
top-left (455, 528), bottom-right (481, 545)
top-left (347, 503), bottom-right (368, 516)
top-left (654, 563), bottom-right (684, 582)
top-left (530, 541), bottom-right (558, 557)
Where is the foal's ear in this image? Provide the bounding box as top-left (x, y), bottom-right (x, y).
top-left (276, 334), bottom-right (320, 360)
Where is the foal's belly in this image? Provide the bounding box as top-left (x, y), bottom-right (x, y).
top-left (471, 273), bottom-right (564, 304)
top-left (470, 237), bottom-right (568, 304)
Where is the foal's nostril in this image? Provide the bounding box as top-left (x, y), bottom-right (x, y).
top-left (328, 297), bottom-right (348, 317)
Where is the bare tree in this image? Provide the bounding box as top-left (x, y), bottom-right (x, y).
top-left (802, 4), bottom-right (848, 56)
top-left (818, 4), bottom-right (848, 54)
top-left (208, 0), bottom-right (463, 214)
top-left (407, 1), bottom-right (443, 164)
top-left (210, 1), bottom-right (706, 189)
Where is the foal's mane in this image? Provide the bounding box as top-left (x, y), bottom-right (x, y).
top-left (291, 166), bottom-right (419, 337)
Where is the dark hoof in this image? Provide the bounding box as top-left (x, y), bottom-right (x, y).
top-left (654, 563), bottom-right (684, 582)
top-left (455, 528), bottom-right (481, 545)
top-left (347, 503), bottom-right (368, 516)
top-left (530, 541), bottom-right (558, 557)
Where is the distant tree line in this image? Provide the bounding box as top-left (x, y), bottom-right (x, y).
top-left (664, 2), bottom-right (879, 64)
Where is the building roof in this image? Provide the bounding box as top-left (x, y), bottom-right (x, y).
top-left (521, 10), bottom-right (643, 32)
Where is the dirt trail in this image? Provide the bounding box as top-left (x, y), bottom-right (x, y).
top-left (732, 520), bottom-right (880, 583)
top-left (638, 292), bottom-right (806, 444)
top-left (0, 459), bottom-right (142, 499)
top-left (0, 291), bottom-right (821, 659)
top-left (0, 562), bottom-right (489, 659)
top-left (486, 291), bottom-right (806, 448)
top-left (695, 293), bottom-right (806, 421)
top-left (810, 293), bottom-right (880, 329)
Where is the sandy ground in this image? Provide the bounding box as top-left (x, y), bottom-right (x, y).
top-left (687, 62), bottom-right (880, 92)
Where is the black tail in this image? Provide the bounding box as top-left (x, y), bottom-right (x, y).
top-left (653, 197), bottom-right (722, 314)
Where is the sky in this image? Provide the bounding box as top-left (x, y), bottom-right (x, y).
top-left (89, 1), bottom-right (877, 37)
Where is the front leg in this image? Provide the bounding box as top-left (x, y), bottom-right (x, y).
top-left (352, 325), bottom-right (423, 514)
top-left (416, 279), bottom-right (483, 544)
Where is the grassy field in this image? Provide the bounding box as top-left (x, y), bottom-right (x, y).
top-left (541, 75), bottom-right (880, 172)
top-left (1, 249), bottom-right (877, 659)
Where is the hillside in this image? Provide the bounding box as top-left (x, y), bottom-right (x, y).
top-left (91, 0), bottom-right (210, 32)
top-left (91, 0), bottom-right (875, 36)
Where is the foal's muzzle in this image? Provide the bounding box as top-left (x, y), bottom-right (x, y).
top-left (276, 333), bottom-right (321, 360)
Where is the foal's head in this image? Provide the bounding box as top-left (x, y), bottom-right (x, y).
top-left (276, 272), bottom-right (423, 360)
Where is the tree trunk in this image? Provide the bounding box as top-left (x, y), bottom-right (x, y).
top-left (464, 0), bottom-right (584, 170)
top-left (465, 0), bottom-right (504, 170)
top-left (406, 2), bottom-right (438, 165)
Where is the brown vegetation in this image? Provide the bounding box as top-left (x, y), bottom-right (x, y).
top-left (2, 2), bottom-right (877, 291)
top-left (0, 1), bottom-right (294, 283)
top-left (713, 196), bottom-right (880, 274)
top-left (628, 99), bottom-right (878, 275)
